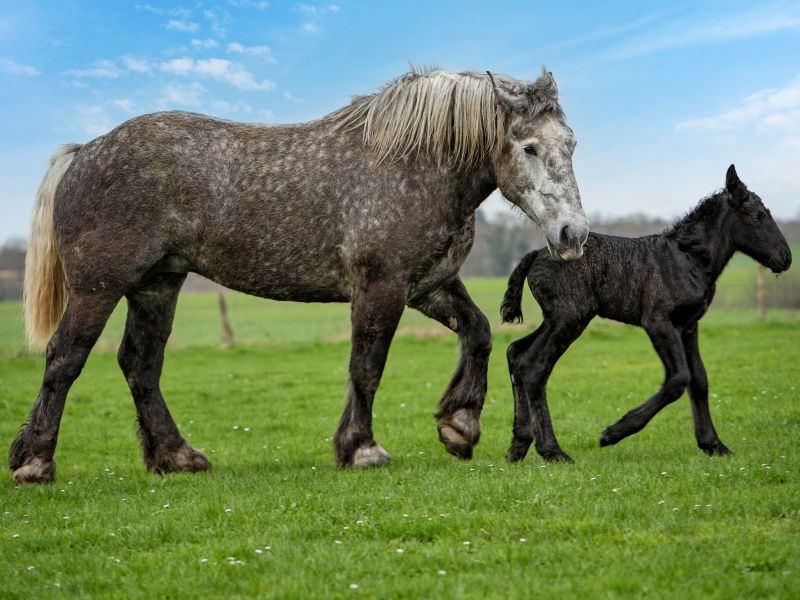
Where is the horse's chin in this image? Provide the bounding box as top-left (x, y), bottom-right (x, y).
top-left (545, 239), bottom-right (584, 261)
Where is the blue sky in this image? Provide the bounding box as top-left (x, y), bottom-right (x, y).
top-left (1, 0), bottom-right (799, 241)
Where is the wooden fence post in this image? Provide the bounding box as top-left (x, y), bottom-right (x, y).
top-left (218, 290), bottom-right (236, 346)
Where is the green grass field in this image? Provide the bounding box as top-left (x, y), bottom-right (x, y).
top-left (0, 275), bottom-right (798, 598)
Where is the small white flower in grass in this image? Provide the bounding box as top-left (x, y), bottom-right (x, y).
top-left (255, 549), bottom-right (263, 554)
top-left (12, 534), bottom-right (19, 539)
top-left (519, 538), bottom-right (527, 543)
top-left (356, 520), bottom-right (364, 525)
top-left (163, 503), bottom-right (170, 509)
top-left (200, 558), bottom-right (208, 564)
top-left (612, 488), bottom-right (620, 493)
top-left (437, 570), bottom-right (446, 576)
top-left (63, 516), bottom-right (69, 520)
top-left (706, 504), bottom-right (712, 508)
top-left (396, 548), bottom-right (404, 554)
top-left (27, 566), bottom-right (35, 571)
top-left (334, 540), bottom-right (342, 545)
top-left (343, 526), bottom-right (350, 530)
top-left (400, 403), bottom-right (406, 408)
top-left (149, 489), bottom-right (155, 493)
top-left (225, 508), bottom-right (232, 513)
top-left (60, 489), bottom-right (66, 493)
top-left (463, 541), bottom-right (471, 546)
top-left (233, 425), bottom-right (239, 430)
top-left (657, 500), bottom-right (665, 505)
top-left (244, 427), bottom-right (250, 432)
top-left (264, 546), bottom-right (271, 551)
top-left (672, 508), bottom-right (679, 512)
top-left (68, 481), bottom-right (73, 485)
top-left (660, 472), bottom-right (667, 476)
top-left (350, 583), bottom-right (359, 590)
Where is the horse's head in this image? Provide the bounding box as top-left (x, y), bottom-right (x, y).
top-left (725, 165), bottom-right (792, 273)
top-left (490, 70), bottom-right (589, 260)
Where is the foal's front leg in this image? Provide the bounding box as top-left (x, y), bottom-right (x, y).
top-left (410, 277), bottom-right (492, 460)
top-left (334, 277), bottom-right (406, 467)
top-left (682, 325), bottom-right (732, 456)
top-left (600, 323), bottom-right (690, 446)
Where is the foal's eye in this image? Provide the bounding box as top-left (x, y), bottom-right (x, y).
top-left (523, 145), bottom-right (537, 156)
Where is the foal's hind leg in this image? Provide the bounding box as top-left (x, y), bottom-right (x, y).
top-left (410, 277), bottom-right (492, 460)
top-left (682, 325), bottom-right (731, 456)
top-left (9, 292), bottom-right (121, 484)
top-left (118, 274), bottom-right (210, 474)
top-left (507, 318), bottom-right (587, 463)
top-left (600, 323), bottom-right (690, 447)
top-left (334, 277), bottom-right (405, 467)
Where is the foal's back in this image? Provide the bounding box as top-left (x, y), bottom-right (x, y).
top-left (526, 232), bottom-right (684, 325)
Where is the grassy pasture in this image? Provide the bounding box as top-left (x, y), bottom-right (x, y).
top-left (0, 273), bottom-right (798, 598)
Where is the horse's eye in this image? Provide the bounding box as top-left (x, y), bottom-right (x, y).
top-left (523, 145), bottom-right (537, 156)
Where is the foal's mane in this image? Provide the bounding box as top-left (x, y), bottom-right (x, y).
top-left (664, 191), bottom-right (727, 240)
top-left (329, 67), bottom-right (560, 168)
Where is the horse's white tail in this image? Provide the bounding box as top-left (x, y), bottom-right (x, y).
top-left (24, 143), bottom-right (82, 351)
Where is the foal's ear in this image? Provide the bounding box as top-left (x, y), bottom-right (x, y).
top-left (725, 164), bottom-right (747, 204)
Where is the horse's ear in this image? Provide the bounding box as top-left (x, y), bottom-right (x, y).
top-left (535, 68), bottom-right (559, 101)
top-left (487, 71), bottom-right (528, 115)
top-left (725, 164), bottom-right (747, 204)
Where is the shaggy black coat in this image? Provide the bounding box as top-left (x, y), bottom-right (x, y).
top-left (501, 165), bottom-right (792, 463)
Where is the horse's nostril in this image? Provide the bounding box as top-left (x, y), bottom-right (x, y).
top-left (559, 225), bottom-right (571, 246)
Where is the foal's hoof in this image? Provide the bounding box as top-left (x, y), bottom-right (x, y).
top-left (539, 448), bottom-right (575, 463)
top-left (12, 457), bottom-right (55, 485)
top-left (700, 441), bottom-right (733, 457)
top-left (437, 409), bottom-right (481, 460)
top-left (599, 426), bottom-right (622, 447)
top-left (351, 444), bottom-right (392, 468)
top-left (149, 442), bottom-right (211, 474)
top-left (506, 439), bottom-right (532, 463)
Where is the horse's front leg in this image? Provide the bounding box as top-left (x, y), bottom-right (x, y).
top-left (682, 325), bottom-right (732, 456)
top-left (600, 322), bottom-right (690, 446)
top-left (411, 277), bottom-right (492, 460)
top-left (333, 277), bottom-right (406, 468)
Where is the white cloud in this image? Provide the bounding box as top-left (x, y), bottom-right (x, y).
top-left (192, 38), bottom-right (219, 49)
top-left (608, 7), bottom-right (800, 60)
top-left (109, 98), bottom-right (136, 113)
top-left (227, 0), bottom-right (269, 9)
top-left (0, 57), bottom-right (40, 76)
top-left (211, 99), bottom-right (253, 114)
top-left (160, 57), bottom-right (274, 91)
top-left (676, 77), bottom-right (800, 134)
top-left (73, 99), bottom-right (139, 138)
top-left (167, 19), bottom-right (201, 33)
top-left (297, 3), bottom-right (340, 34)
top-left (227, 42), bottom-right (276, 62)
top-left (161, 57), bottom-right (195, 75)
top-left (282, 90), bottom-right (302, 102)
top-left (64, 60), bottom-right (121, 79)
top-left (122, 55), bottom-right (151, 73)
top-left (135, 4), bottom-right (191, 17)
top-left (160, 82), bottom-right (205, 107)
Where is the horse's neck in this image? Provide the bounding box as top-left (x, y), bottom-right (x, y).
top-left (675, 213), bottom-right (735, 283)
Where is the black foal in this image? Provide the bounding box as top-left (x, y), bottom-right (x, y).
top-left (501, 165), bottom-right (792, 463)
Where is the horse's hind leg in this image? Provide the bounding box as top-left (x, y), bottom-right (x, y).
top-left (410, 277), bottom-right (492, 460)
top-left (334, 276), bottom-right (405, 467)
top-left (118, 274), bottom-right (210, 474)
top-left (9, 292), bottom-right (121, 484)
top-left (682, 325), bottom-right (731, 456)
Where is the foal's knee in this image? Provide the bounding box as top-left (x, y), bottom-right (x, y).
top-left (665, 370), bottom-right (690, 399)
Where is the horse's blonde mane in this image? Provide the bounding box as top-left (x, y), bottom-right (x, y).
top-left (330, 68), bottom-right (512, 168)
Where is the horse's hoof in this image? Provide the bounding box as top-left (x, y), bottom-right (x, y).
top-left (351, 444), bottom-right (391, 468)
top-left (700, 441), bottom-right (733, 457)
top-left (506, 438), bottom-right (532, 463)
top-left (438, 409), bottom-right (481, 460)
top-left (150, 442), bottom-right (211, 474)
top-left (12, 457), bottom-right (55, 485)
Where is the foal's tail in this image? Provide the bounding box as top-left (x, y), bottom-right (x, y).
top-left (500, 252), bottom-right (537, 324)
top-left (24, 143), bottom-right (82, 351)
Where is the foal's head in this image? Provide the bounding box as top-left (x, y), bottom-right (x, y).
top-left (490, 70), bottom-right (589, 260)
top-left (725, 165), bottom-right (792, 273)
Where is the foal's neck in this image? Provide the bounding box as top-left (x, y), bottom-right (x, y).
top-left (670, 195), bottom-right (735, 283)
